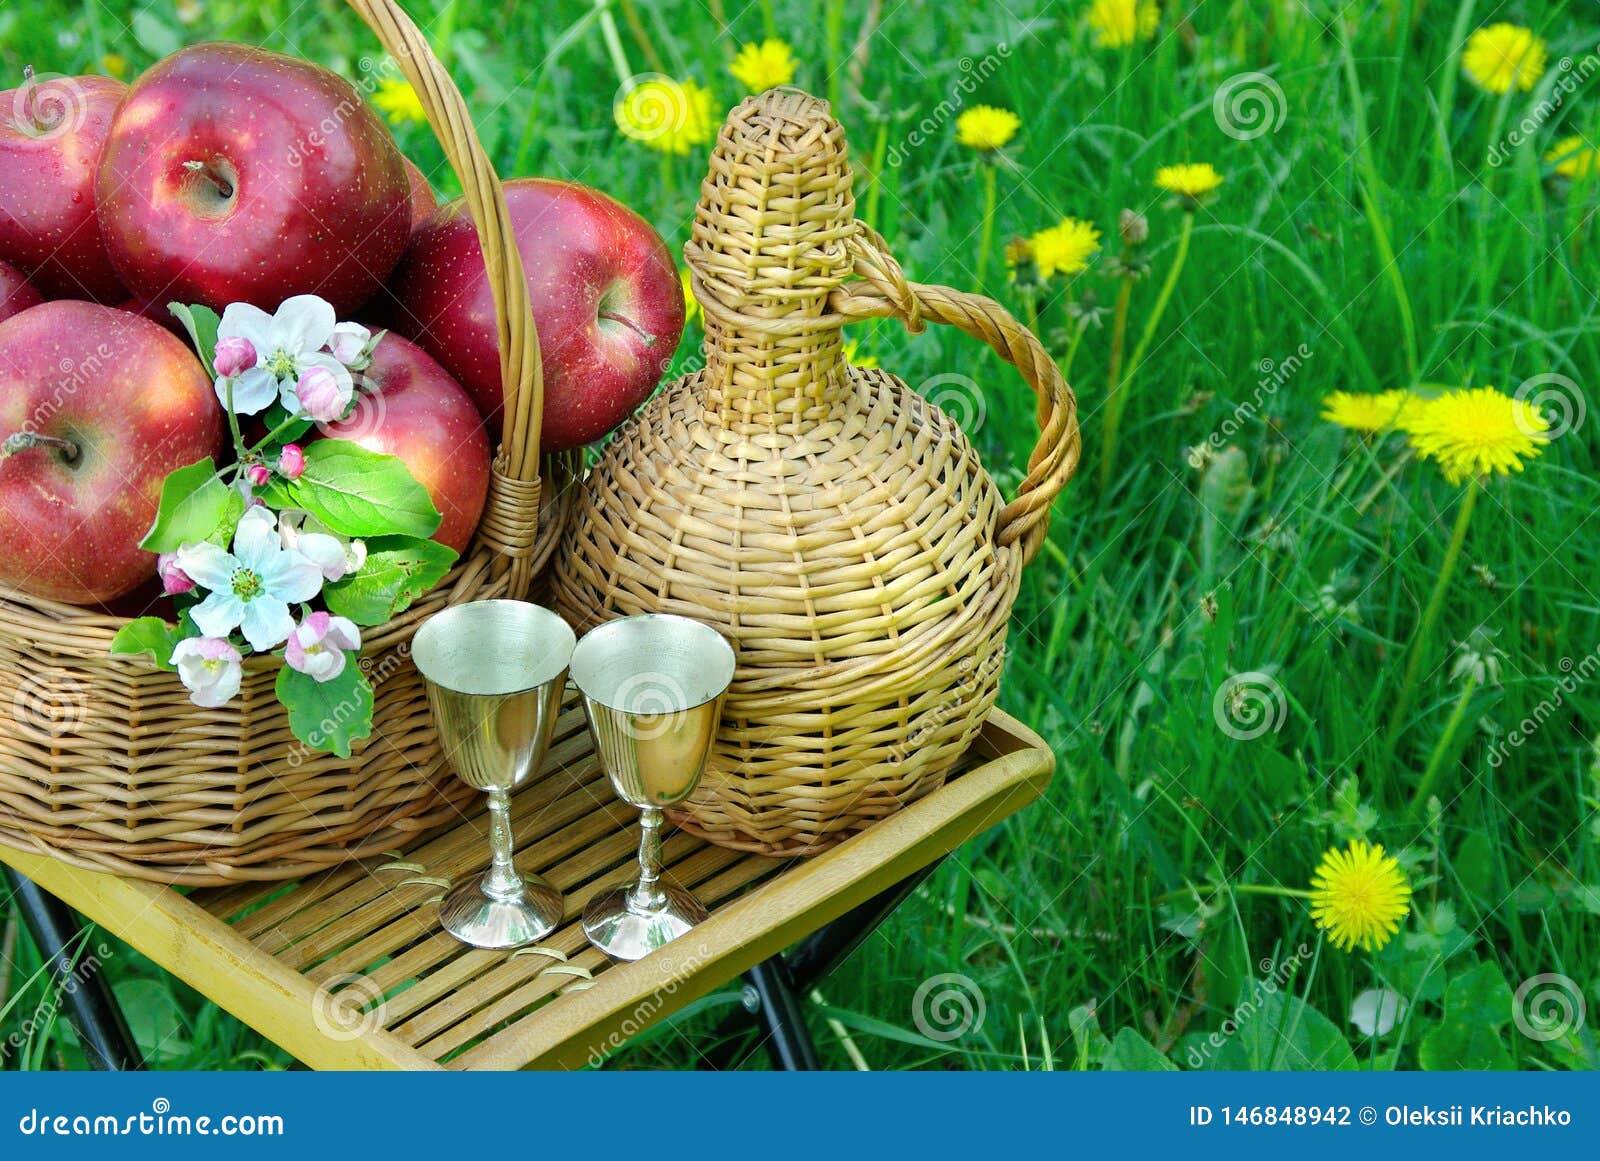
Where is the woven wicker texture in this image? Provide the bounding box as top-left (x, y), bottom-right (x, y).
top-left (0, 0), bottom-right (574, 885)
top-left (555, 88), bottom-right (1079, 856)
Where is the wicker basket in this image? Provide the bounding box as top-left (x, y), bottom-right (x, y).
top-left (0, 0), bottom-right (573, 886)
top-left (555, 88), bottom-right (1080, 856)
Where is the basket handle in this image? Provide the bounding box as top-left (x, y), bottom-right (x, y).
top-left (829, 226), bottom-right (1081, 569)
top-left (345, 0), bottom-right (544, 595)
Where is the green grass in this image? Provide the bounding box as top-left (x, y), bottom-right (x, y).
top-left (4, 0), bottom-right (1600, 1070)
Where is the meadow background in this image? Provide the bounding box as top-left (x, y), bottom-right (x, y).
top-left (3, 0), bottom-right (1599, 1070)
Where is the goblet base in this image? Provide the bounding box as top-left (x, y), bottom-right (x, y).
top-left (438, 872), bottom-right (563, 949)
top-left (582, 882), bottom-right (708, 961)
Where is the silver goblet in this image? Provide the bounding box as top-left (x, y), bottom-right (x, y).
top-left (570, 614), bottom-right (735, 961)
top-left (411, 600), bottom-right (575, 949)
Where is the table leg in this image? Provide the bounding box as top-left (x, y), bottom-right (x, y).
top-left (704, 857), bottom-right (947, 1070)
top-left (3, 869), bottom-right (143, 1071)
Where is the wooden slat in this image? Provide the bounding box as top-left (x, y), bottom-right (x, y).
top-left (0, 709), bottom-right (1053, 1070)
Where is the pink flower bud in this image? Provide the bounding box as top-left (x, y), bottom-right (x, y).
top-left (295, 365), bottom-right (350, 423)
top-left (213, 336), bottom-right (258, 379)
top-left (327, 322), bottom-right (371, 366)
top-left (246, 462), bottom-right (272, 487)
top-left (278, 443), bottom-right (306, 480)
top-left (157, 553), bottom-right (195, 595)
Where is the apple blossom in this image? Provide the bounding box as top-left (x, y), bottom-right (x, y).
top-left (327, 321), bottom-right (374, 368)
top-left (277, 511), bottom-right (367, 582)
top-left (245, 462), bottom-right (272, 487)
top-left (284, 611), bottom-right (361, 682)
top-left (278, 443), bottom-right (305, 480)
top-left (212, 335), bottom-right (257, 379)
top-left (157, 553), bottom-right (195, 595)
top-left (214, 294), bottom-right (352, 416)
top-left (293, 364), bottom-right (352, 423)
top-left (177, 506), bottom-right (323, 651)
top-left (171, 636), bottom-right (243, 708)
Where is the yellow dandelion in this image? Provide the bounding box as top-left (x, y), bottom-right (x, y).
top-left (729, 39), bottom-right (798, 92)
top-left (1087, 0), bottom-right (1160, 49)
top-left (843, 339), bottom-right (878, 370)
top-left (1462, 23), bottom-right (1547, 95)
top-left (372, 78), bottom-right (427, 126)
top-left (1321, 390), bottom-right (1417, 434)
top-left (100, 53), bottom-right (128, 80)
top-left (615, 76), bottom-right (715, 156)
top-left (1309, 840), bottom-right (1412, 953)
top-left (680, 269), bottom-right (701, 326)
top-left (1404, 386), bottom-right (1550, 485)
top-left (956, 105), bottom-right (1021, 152)
top-left (1155, 162), bottom-right (1225, 201)
top-left (1027, 216), bottom-right (1101, 279)
top-left (1545, 135), bottom-right (1599, 180)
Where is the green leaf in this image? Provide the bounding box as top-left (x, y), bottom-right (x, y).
top-left (259, 441), bottom-right (440, 539)
top-left (1102, 1027), bottom-right (1178, 1071)
top-left (259, 402), bottom-right (315, 446)
top-left (323, 536), bottom-right (459, 626)
top-left (168, 303), bottom-right (222, 375)
top-left (139, 458), bottom-right (241, 552)
top-left (1418, 960), bottom-right (1513, 1070)
top-left (276, 658), bottom-right (373, 760)
top-left (109, 617), bottom-right (188, 671)
top-left (1210, 991), bottom-right (1356, 1071)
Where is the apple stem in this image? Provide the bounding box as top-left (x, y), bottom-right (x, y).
top-left (1, 431), bottom-right (79, 463)
top-left (19, 65), bottom-right (38, 128)
top-left (183, 159), bottom-right (234, 199)
top-left (599, 311), bottom-right (656, 348)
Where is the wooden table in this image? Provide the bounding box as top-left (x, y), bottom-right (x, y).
top-left (0, 702), bottom-right (1053, 1070)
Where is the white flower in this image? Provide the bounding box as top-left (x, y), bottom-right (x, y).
top-left (170, 637), bottom-right (243, 708)
top-left (1349, 988), bottom-right (1407, 1037)
top-left (327, 321), bottom-right (373, 367)
top-left (285, 612), bottom-right (361, 682)
top-left (177, 507), bottom-right (323, 651)
top-left (215, 294), bottom-right (353, 416)
top-left (278, 511), bottom-right (366, 582)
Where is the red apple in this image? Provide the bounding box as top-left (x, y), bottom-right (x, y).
top-left (0, 71), bottom-right (128, 302)
top-left (96, 43), bottom-right (410, 315)
top-left (320, 334), bottom-right (489, 553)
top-left (0, 301), bottom-right (223, 604)
top-left (388, 178), bottom-right (685, 451)
top-left (0, 258), bottom-right (43, 323)
top-left (402, 156), bottom-right (438, 234)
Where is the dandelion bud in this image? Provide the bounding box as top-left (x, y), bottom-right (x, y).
top-left (278, 443), bottom-right (306, 480)
top-left (213, 336), bottom-right (258, 379)
top-left (246, 462), bottom-right (272, 487)
top-left (157, 553), bottom-right (195, 595)
top-left (1119, 209), bottom-right (1149, 247)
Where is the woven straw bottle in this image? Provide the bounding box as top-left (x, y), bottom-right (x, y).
top-left (556, 88), bottom-right (1079, 856)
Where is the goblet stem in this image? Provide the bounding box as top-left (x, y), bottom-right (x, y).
top-left (627, 806), bottom-right (668, 913)
top-left (482, 787), bottom-right (524, 902)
